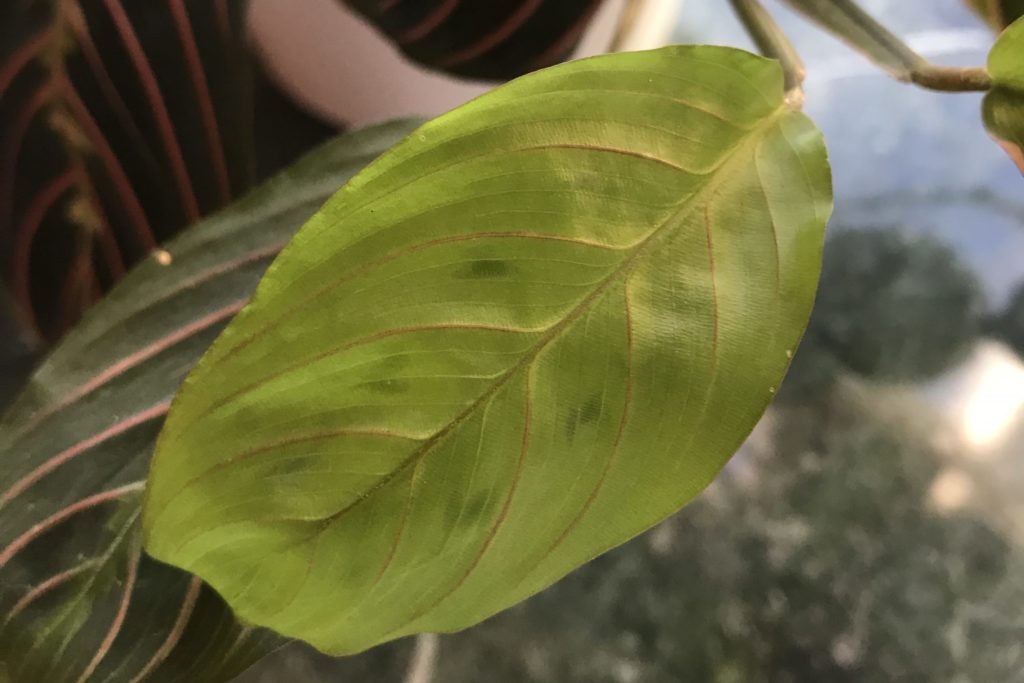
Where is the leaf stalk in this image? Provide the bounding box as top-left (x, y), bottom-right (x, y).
top-left (729, 0), bottom-right (807, 108)
top-left (779, 0), bottom-right (993, 93)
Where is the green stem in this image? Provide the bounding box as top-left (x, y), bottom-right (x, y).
top-left (780, 0), bottom-right (993, 93)
top-left (729, 0), bottom-right (806, 106)
top-left (909, 65), bottom-right (993, 92)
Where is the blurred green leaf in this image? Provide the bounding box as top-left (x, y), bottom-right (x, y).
top-left (0, 121), bottom-right (417, 682)
top-left (143, 46), bottom-right (832, 656)
top-left (984, 16), bottom-right (1024, 174)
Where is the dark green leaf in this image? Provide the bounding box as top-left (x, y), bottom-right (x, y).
top-left (983, 16), bottom-right (1024, 174)
top-left (343, 0), bottom-right (606, 80)
top-left (0, 121), bottom-right (417, 683)
top-left (144, 46), bottom-right (833, 656)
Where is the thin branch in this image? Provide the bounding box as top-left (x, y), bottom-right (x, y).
top-left (909, 65), bottom-right (993, 92)
top-left (610, 0), bottom-right (647, 52)
top-left (780, 0), bottom-right (992, 93)
top-left (729, 0), bottom-right (806, 107)
top-left (403, 633), bottom-right (440, 683)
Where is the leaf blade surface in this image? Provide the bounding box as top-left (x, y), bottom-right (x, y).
top-left (143, 46), bottom-right (833, 656)
top-left (984, 17), bottom-right (1024, 174)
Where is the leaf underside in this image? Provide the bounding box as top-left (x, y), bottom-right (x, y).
top-left (144, 46), bottom-right (833, 656)
top-left (343, 0), bottom-right (606, 80)
top-left (0, 122), bottom-right (417, 683)
top-left (984, 16), bottom-right (1024, 174)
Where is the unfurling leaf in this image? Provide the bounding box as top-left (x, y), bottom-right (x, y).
top-left (143, 46), bottom-right (833, 656)
top-left (984, 16), bottom-right (1024, 174)
top-left (0, 122), bottom-right (416, 683)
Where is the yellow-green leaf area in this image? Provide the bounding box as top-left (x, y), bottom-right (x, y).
top-left (989, 15), bottom-right (1024, 85)
top-left (985, 16), bottom-right (1024, 172)
top-left (142, 46), bottom-right (832, 655)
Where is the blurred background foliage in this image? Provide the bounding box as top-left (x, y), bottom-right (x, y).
top-left (993, 282), bottom-right (1024, 355)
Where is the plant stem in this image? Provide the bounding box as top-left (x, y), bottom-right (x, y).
top-left (779, 0), bottom-right (993, 93)
top-left (403, 633), bottom-right (439, 683)
top-left (729, 0), bottom-right (806, 107)
top-left (611, 0), bottom-right (648, 52)
top-left (909, 65), bottom-right (993, 92)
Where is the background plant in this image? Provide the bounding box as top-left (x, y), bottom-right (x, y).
top-left (2, 1), bottom-right (1024, 683)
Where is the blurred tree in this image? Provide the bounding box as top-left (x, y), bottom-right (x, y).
top-left (991, 282), bottom-right (1024, 355)
top-left (796, 228), bottom-right (982, 385)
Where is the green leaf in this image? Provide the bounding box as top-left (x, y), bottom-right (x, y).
top-left (143, 45), bottom-right (833, 656)
top-left (0, 121), bottom-right (417, 682)
top-left (984, 16), bottom-right (1024, 174)
top-left (343, 0), bottom-right (604, 80)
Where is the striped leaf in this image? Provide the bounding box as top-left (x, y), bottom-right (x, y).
top-left (0, 0), bottom-right (248, 341)
top-left (143, 46), bottom-right (833, 655)
top-left (984, 16), bottom-right (1024, 174)
top-left (0, 0), bottom-right (330, 342)
top-left (343, 0), bottom-right (606, 79)
top-left (0, 122), bottom-right (417, 682)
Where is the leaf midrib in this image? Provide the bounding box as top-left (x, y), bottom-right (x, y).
top-left (299, 106), bottom-right (786, 534)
